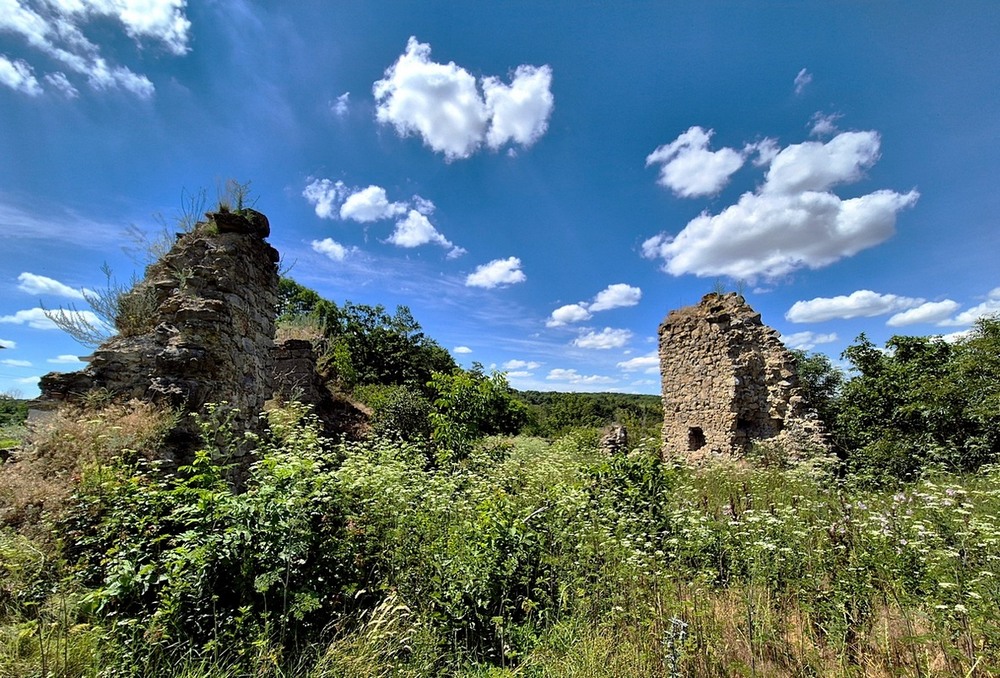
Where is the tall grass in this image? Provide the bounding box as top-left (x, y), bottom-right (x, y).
top-left (0, 402), bottom-right (998, 676)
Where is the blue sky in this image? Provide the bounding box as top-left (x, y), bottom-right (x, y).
top-left (2, 1), bottom-right (999, 398)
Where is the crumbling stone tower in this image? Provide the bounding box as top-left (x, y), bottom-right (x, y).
top-left (658, 292), bottom-right (825, 461)
top-left (39, 209), bottom-right (280, 459)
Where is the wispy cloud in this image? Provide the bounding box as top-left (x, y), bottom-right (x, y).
top-left (780, 331), bottom-right (838, 351)
top-left (0, 358), bottom-right (32, 367)
top-left (47, 354), bottom-right (84, 364)
top-left (0, 0), bottom-right (192, 98)
top-left (17, 272), bottom-right (86, 299)
top-left (794, 68), bottom-right (813, 95)
top-left (0, 197), bottom-right (123, 248)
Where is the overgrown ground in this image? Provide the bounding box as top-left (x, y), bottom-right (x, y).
top-left (1, 401), bottom-right (998, 677)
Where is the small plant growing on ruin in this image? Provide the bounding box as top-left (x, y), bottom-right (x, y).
top-left (124, 187), bottom-right (207, 267)
top-left (169, 264), bottom-right (196, 293)
top-left (216, 178), bottom-right (256, 213)
top-left (43, 263), bottom-right (158, 348)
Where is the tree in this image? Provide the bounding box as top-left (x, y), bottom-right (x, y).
top-left (791, 349), bottom-right (844, 442)
top-left (276, 277), bottom-right (456, 393)
top-left (836, 322), bottom-right (1000, 482)
top-left (427, 369), bottom-right (528, 459)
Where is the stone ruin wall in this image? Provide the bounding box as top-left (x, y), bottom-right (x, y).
top-left (39, 209), bottom-right (280, 458)
top-left (658, 292), bottom-right (827, 462)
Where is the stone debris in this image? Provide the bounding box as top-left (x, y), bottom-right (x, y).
top-left (658, 292), bottom-right (828, 464)
top-left (599, 423), bottom-right (628, 455)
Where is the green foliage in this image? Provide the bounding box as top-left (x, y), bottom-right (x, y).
top-left (355, 383), bottom-right (433, 442)
top-left (3, 398), bottom-right (1000, 675)
top-left (0, 394), bottom-right (27, 428)
top-left (790, 349), bottom-right (844, 436)
top-left (63, 402), bottom-right (353, 671)
top-left (427, 370), bottom-right (528, 460)
top-left (837, 320), bottom-right (1000, 483)
top-left (517, 390), bottom-right (662, 440)
top-left (277, 277), bottom-right (456, 394)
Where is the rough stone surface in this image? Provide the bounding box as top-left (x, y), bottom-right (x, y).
top-left (599, 423), bottom-right (628, 455)
top-left (658, 293), bottom-right (827, 463)
top-left (271, 338), bottom-right (369, 440)
top-left (39, 210), bottom-right (280, 460)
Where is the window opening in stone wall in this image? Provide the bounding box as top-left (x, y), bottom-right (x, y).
top-left (688, 426), bottom-right (706, 451)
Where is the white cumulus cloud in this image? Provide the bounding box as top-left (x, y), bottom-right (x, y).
top-left (546, 303), bottom-right (591, 328)
top-left (387, 210), bottom-right (464, 258)
top-left (304, 180), bottom-right (464, 257)
top-left (0, 339), bottom-right (16, 349)
top-left (786, 290), bottom-right (923, 323)
top-left (573, 327), bottom-right (633, 350)
top-left (938, 287), bottom-right (1000, 327)
top-left (302, 179), bottom-right (347, 219)
top-left (373, 37), bottom-right (553, 160)
top-left (340, 185), bottom-right (407, 222)
top-left (453, 346), bottom-right (473, 354)
top-left (780, 331), bottom-right (838, 351)
top-left (764, 131), bottom-right (882, 195)
top-left (617, 353), bottom-right (659, 373)
top-left (589, 283), bottom-right (642, 312)
top-left (465, 257), bottom-right (526, 289)
top-left (482, 64), bottom-right (554, 150)
top-left (17, 272), bottom-right (85, 299)
top-left (546, 283), bottom-right (642, 327)
top-left (311, 238), bottom-right (355, 262)
top-left (887, 300), bottom-right (961, 327)
top-left (643, 130), bottom-right (918, 280)
top-left (646, 126), bottom-right (745, 198)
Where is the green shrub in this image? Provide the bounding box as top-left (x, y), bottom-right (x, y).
top-left (355, 384), bottom-right (433, 442)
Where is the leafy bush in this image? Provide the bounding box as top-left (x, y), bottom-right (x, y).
top-left (4, 393), bottom-right (1000, 675)
top-left (837, 319), bottom-right (1000, 483)
top-left (278, 277), bottom-right (456, 394)
top-left (0, 395), bottom-right (27, 428)
top-left (517, 391), bottom-right (662, 440)
top-left (355, 383), bottom-right (433, 442)
top-left (427, 369), bottom-right (528, 461)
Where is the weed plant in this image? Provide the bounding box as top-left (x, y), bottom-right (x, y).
top-left (1, 402), bottom-right (998, 676)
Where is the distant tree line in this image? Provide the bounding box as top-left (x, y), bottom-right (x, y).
top-left (515, 391), bottom-right (663, 440)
